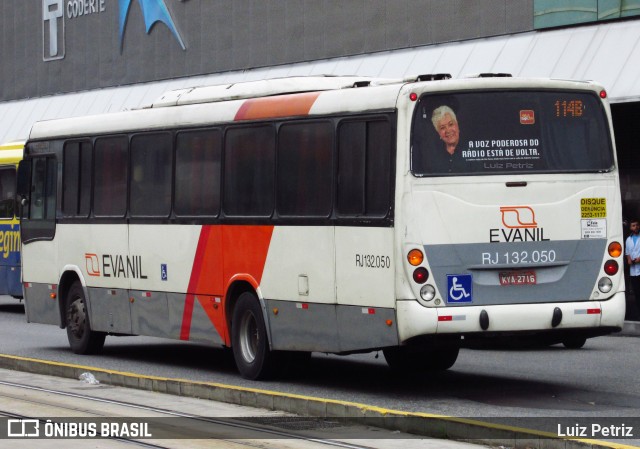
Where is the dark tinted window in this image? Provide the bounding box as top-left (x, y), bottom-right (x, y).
top-left (0, 167), bottom-right (16, 219)
top-left (62, 141), bottom-right (92, 217)
top-left (365, 121), bottom-right (392, 215)
top-left (411, 90), bottom-right (613, 176)
top-left (130, 133), bottom-right (173, 217)
top-left (224, 126), bottom-right (275, 216)
top-left (29, 157), bottom-right (57, 221)
top-left (94, 136), bottom-right (128, 217)
top-left (175, 130), bottom-right (222, 216)
top-left (337, 120), bottom-right (392, 217)
top-left (277, 122), bottom-right (333, 216)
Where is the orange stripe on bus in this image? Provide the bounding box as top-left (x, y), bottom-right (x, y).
top-left (180, 225), bottom-right (274, 345)
top-left (234, 92), bottom-right (320, 121)
top-left (180, 226), bottom-right (214, 341)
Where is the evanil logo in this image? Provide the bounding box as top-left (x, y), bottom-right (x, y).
top-left (85, 253), bottom-right (148, 279)
top-left (489, 206), bottom-right (549, 243)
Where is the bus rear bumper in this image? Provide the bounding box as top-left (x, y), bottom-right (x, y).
top-left (396, 292), bottom-right (626, 343)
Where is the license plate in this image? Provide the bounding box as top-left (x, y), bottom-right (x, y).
top-left (499, 271), bottom-right (536, 286)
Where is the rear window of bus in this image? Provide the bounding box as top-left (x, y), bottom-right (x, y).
top-left (411, 90), bottom-right (614, 176)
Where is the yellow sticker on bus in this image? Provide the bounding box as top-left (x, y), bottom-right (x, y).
top-left (581, 198), bottom-right (607, 218)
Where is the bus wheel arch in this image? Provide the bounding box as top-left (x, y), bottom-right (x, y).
top-left (225, 280), bottom-right (255, 338)
top-left (64, 279), bottom-right (105, 354)
top-left (58, 270), bottom-right (84, 329)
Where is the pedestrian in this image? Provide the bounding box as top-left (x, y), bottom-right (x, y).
top-left (625, 218), bottom-right (640, 313)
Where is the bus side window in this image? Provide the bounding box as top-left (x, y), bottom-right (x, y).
top-left (175, 129), bottom-right (222, 217)
top-left (277, 121), bottom-right (333, 217)
top-left (0, 167), bottom-right (16, 219)
top-left (62, 141), bottom-right (92, 217)
top-left (30, 157), bottom-right (56, 221)
top-left (130, 133), bottom-right (172, 217)
top-left (337, 119), bottom-right (392, 217)
top-left (20, 155), bottom-right (56, 243)
top-left (224, 126), bottom-right (275, 217)
top-left (94, 136), bottom-right (128, 217)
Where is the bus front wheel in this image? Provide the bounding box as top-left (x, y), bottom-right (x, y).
top-left (231, 292), bottom-right (274, 380)
top-left (65, 282), bottom-right (105, 354)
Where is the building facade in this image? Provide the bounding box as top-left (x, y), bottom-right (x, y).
top-left (3, 1), bottom-right (533, 100)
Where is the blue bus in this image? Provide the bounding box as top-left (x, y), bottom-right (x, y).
top-left (0, 141), bottom-right (23, 298)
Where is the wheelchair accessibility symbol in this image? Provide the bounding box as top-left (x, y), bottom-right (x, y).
top-left (446, 274), bottom-right (472, 303)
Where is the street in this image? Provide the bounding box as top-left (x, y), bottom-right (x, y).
top-left (1, 295), bottom-right (639, 446)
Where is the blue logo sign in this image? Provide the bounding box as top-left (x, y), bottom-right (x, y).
top-left (446, 274), bottom-right (472, 303)
top-left (161, 264), bottom-right (168, 281)
top-left (118, 0), bottom-right (186, 51)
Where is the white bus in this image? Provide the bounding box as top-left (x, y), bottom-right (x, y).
top-left (18, 75), bottom-right (625, 379)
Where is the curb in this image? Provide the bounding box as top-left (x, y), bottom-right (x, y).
top-left (1, 354), bottom-right (637, 449)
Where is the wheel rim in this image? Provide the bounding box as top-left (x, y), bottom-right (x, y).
top-left (239, 310), bottom-right (258, 363)
top-left (68, 298), bottom-right (86, 339)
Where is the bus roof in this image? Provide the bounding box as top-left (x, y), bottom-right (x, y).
top-left (149, 75), bottom-right (404, 108)
top-left (26, 75), bottom-right (605, 141)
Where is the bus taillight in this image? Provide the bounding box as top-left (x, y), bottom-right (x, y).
top-left (608, 241), bottom-right (622, 257)
top-left (413, 267), bottom-right (429, 283)
top-left (604, 260), bottom-right (618, 276)
top-left (407, 249), bottom-right (424, 266)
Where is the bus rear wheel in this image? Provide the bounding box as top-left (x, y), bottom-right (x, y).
top-left (383, 345), bottom-right (459, 372)
top-left (231, 292), bottom-right (275, 380)
top-left (66, 282), bottom-right (105, 354)
top-left (562, 336), bottom-right (587, 349)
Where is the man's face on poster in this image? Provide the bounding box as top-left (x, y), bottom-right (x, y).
top-left (436, 113), bottom-right (460, 149)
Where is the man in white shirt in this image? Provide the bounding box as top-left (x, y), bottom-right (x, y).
top-left (625, 219), bottom-right (640, 314)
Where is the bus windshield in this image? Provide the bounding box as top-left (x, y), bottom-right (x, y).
top-left (411, 90), bottom-right (614, 176)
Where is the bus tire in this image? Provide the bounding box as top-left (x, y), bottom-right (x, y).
top-left (383, 346), bottom-right (459, 372)
top-left (65, 282), bottom-right (105, 354)
top-left (231, 292), bottom-right (274, 380)
top-left (562, 336), bottom-right (587, 349)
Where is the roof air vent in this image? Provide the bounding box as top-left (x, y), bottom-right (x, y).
top-left (416, 73), bottom-right (452, 82)
top-left (477, 73), bottom-right (512, 78)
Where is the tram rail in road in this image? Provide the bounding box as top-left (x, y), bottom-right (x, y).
top-left (0, 354), bottom-right (636, 449)
top-left (0, 367), bottom-right (487, 449)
